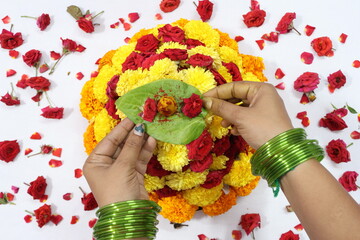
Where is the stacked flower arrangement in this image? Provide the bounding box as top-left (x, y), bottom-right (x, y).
top-left (80, 18), bottom-right (267, 223)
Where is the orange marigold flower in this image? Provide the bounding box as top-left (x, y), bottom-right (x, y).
top-left (129, 28), bottom-right (153, 43)
top-left (83, 122), bottom-right (98, 155)
top-left (215, 29), bottom-right (239, 52)
top-left (149, 191), bottom-right (160, 202)
top-left (157, 194), bottom-right (198, 223)
top-left (240, 54), bottom-right (267, 82)
top-left (79, 78), bottom-right (104, 120)
top-left (231, 176), bottom-right (260, 197)
top-left (157, 96), bottom-right (177, 117)
top-left (202, 189), bottom-right (237, 216)
top-left (98, 50), bottom-right (116, 70)
top-left (172, 18), bottom-right (190, 28)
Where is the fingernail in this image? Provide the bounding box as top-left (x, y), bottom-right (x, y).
top-left (134, 124), bottom-right (145, 136)
top-left (203, 97), bottom-right (212, 109)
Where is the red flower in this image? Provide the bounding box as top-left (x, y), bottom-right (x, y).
top-left (162, 49), bottom-right (188, 61)
top-left (34, 204), bottom-right (52, 228)
top-left (279, 230), bottom-right (300, 240)
top-left (50, 51), bottom-right (61, 60)
top-left (300, 52), bottom-right (314, 65)
top-left (0, 29), bottom-right (24, 49)
top-left (293, 72), bottom-right (320, 93)
top-left (1, 93), bottom-right (20, 106)
top-left (186, 53), bottom-right (213, 68)
top-left (327, 70), bottom-right (346, 90)
top-left (276, 12), bottom-right (296, 34)
top-left (185, 39), bottom-right (205, 49)
top-left (319, 111), bottom-right (348, 131)
top-left (182, 93), bottom-right (203, 118)
top-left (61, 38), bottom-right (79, 53)
top-left (187, 130), bottom-right (213, 160)
top-left (122, 52), bottom-right (145, 72)
top-left (77, 16), bottom-right (95, 33)
top-left (210, 69), bottom-right (227, 85)
top-left (41, 106), bottom-right (64, 119)
top-left (50, 214), bottom-right (63, 226)
top-left (338, 171), bottom-right (359, 192)
top-left (159, 0), bottom-right (180, 13)
top-left (105, 98), bottom-right (120, 120)
top-left (243, 9), bottom-right (266, 28)
top-left (135, 34), bottom-right (160, 53)
top-left (222, 62), bottom-right (242, 81)
top-left (155, 186), bottom-right (178, 198)
top-left (22, 49), bottom-right (42, 67)
top-left (81, 192), bottom-right (98, 211)
top-left (37, 14), bottom-right (51, 31)
top-left (200, 170), bottom-right (225, 189)
top-left (212, 136), bottom-right (230, 156)
top-left (26, 76), bottom-right (51, 91)
top-left (333, 108), bottom-right (348, 118)
top-left (239, 213), bottom-right (261, 235)
top-left (326, 139), bottom-right (350, 163)
top-left (146, 155), bottom-right (172, 177)
top-left (27, 176), bottom-right (47, 200)
top-left (106, 75), bottom-right (120, 99)
top-left (0, 140), bottom-right (20, 163)
top-left (158, 24), bottom-right (185, 43)
top-left (311, 37), bottom-right (334, 57)
top-left (157, 96), bottom-right (177, 117)
top-left (142, 53), bottom-right (166, 70)
top-left (190, 153), bottom-right (213, 172)
top-left (196, 0), bottom-right (214, 22)
top-left (142, 98), bottom-right (157, 122)
top-left (225, 135), bottom-right (249, 160)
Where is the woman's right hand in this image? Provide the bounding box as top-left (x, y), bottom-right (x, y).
top-left (203, 81), bottom-right (294, 149)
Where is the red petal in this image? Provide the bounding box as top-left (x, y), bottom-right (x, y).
top-left (95, 58), bottom-right (101, 65)
top-left (119, 18), bottom-right (125, 24)
top-left (91, 71), bottom-right (99, 78)
top-left (124, 37), bottom-right (130, 43)
top-left (52, 148), bottom-right (62, 157)
top-left (75, 168), bottom-right (83, 178)
top-left (235, 36), bottom-right (244, 42)
top-left (255, 40), bottom-right (265, 50)
top-left (353, 60), bottom-right (360, 68)
top-left (89, 218), bottom-right (97, 228)
top-left (24, 215), bottom-right (33, 223)
top-left (76, 45), bottom-right (86, 52)
top-left (25, 148), bottom-right (33, 155)
top-left (304, 25), bottom-right (315, 36)
top-left (198, 234), bottom-right (210, 240)
top-left (294, 223), bottom-right (304, 231)
top-left (339, 33), bottom-right (348, 43)
top-left (50, 51), bottom-right (61, 60)
top-left (301, 117), bottom-right (310, 127)
top-left (300, 93), bottom-right (309, 104)
top-left (11, 186), bottom-right (19, 194)
top-left (76, 72), bottom-right (84, 80)
top-left (110, 22), bottom-right (120, 29)
top-left (301, 52), bottom-right (314, 64)
top-left (2, 15), bottom-right (11, 24)
top-left (275, 68), bottom-right (285, 79)
top-left (128, 12), bottom-right (140, 23)
top-left (232, 230), bottom-right (242, 240)
top-left (40, 195), bottom-right (48, 203)
top-left (39, 64), bottom-right (49, 73)
top-left (49, 159), bottom-right (63, 168)
top-left (328, 84), bottom-right (335, 93)
top-left (50, 215), bottom-right (63, 225)
top-left (275, 82), bottom-right (285, 90)
top-left (358, 114), bottom-right (360, 122)
top-left (261, 32), bottom-right (279, 43)
top-left (6, 69), bottom-right (16, 77)
top-left (63, 193), bottom-right (73, 201)
top-left (155, 13), bottom-right (163, 20)
top-left (30, 132), bottom-right (42, 139)
top-left (296, 111), bottom-right (307, 119)
top-left (350, 131), bottom-right (360, 139)
top-left (6, 193), bottom-right (14, 201)
top-left (9, 50), bottom-right (19, 59)
top-left (123, 22), bottom-right (132, 31)
top-left (70, 216), bottom-right (79, 224)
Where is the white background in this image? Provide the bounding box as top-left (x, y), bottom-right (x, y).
top-left (0, 0), bottom-right (359, 239)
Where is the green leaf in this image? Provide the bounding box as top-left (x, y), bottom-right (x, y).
top-left (330, 103), bottom-right (338, 110)
top-left (116, 79), bottom-right (207, 145)
top-left (346, 103), bottom-right (358, 114)
top-left (67, 5), bottom-right (83, 20)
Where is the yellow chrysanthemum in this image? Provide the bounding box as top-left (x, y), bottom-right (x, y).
top-left (217, 64), bottom-right (233, 83)
top-left (209, 154), bottom-right (228, 171)
top-left (156, 141), bottom-right (189, 172)
top-left (242, 72), bottom-right (261, 82)
top-left (183, 20), bottom-right (220, 49)
top-left (188, 46), bottom-right (222, 69)
top-left (181, 67), bottom-right (216, 94)
top-left (116, 108), bottom-right (127, 120)
top-left (93, 108), bottom-right (119, 142)
top-left (218, 46), bottom-right (243, 71)
top-left (115, 69), bottom-right (149, 97)
top-left (205, 114), bottom-right (229, 139)
top-left (202, 188), bottom-right (237, 216)
top-left (157, 42), bottom-right (187, 53)
top-left (79, 77), bottom-right (104, 120)
top-left (172, 18), bottom-right (190, 28)
top-left (182, 183), bottom-right (223, 207)
top-left (240, 54), bottom-right (267, 82)
top-left (93, 65), bottom-right (119, 103)
top-left (223, 152), bottom-right (257, 187)
top-left (147, 58), bottom-right (183, 82)
top-left (157, 194), bottom-right (198, 223)
top-left (215, 29), bottom-right (239, 52)
top-left (144, 174), bottom-right (166, 192)
top-left (129, 28), bottom-right (154, 43)
top-left (83, 122), bottom-right (98, 155)
top-left (98, 50), bottom-right (116, 70)
top-left (165, 169), bottom-right (208, 191)
top-left (111, 43), bottom-right (136, 73)
top-left (231, 176), bottom-right (261, 197)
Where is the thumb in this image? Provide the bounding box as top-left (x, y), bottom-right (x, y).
top-left (203, 97), bottom-right (246, 124)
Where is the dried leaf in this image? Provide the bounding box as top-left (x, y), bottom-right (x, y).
top-left (67, 5), bottom-right (83, 20)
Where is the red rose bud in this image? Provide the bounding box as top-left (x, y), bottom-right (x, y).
top-left (36, 14), bottom-right (51, 31)
top-left (1, 93), bottom-right (20, 106)
top-left (304, 25), bottom-right (315, 36)
top-left (0, 140), bottom-right (20, 163)
top-left (128, 12), bottom-right (140, 23)
top-left (275, 82), bottom-right (285, 90)
top-left (294, 72), bottom-right (320, 93)
top-left (41, 106), bottom-right (64, 119)
top-left (279, 230), bottom-right (300, 240)
top-left (89, 218), bottom-right (97, 228)
top-left (50, 51), bottom-right (61, 60)
top-left (77, 16), bottom-right (95, 33)
top-left (196, 0), bottom-right (214, 22)
top-left (61, 38), bottom-right (78, 52)
top-left (186, 53), bottom-right (213, 68)
top-left (261, 32), bottom-right (279, 43)
top-left (353, 60), bottom-right (360, 68)
top-left (34, 204), bottom-right (52, 228)
top-left (339, 33), bottom-right (348, 43)
top-left (27, 176), bottom-right (47, 200)
top-left (135, 34), bottom-right (160, 52)
top-left (30, 132), bottom-right (42, 139)
top-left (81, 192), bottom-right (98, 211)
top-left (338, 171), bottom-right (359, 192)
top-left (2, 16), bottom-right (11, 24)
top-left (327, 70), bottom-right (346, 90)
top-left (256, 39), bottom-right (265, 50)
top-left (141, 98), bottom-right (157, 122)
top-left (158, 24), bottom-right (185, 43)
top-left (63, 193), bottom-right (73, 201)
top-left (0, 29), bottom-right (24, 49)
top-left (296, 111), bottom-right (307, 119)
top-left (6, 69), bottom-right (16, 77)
top-left (232, 230), bottom-right (242, 240)
top-left (275, 12), bottom-right (297, 34)
top-left (351, 131), bottom-right (360, 139)
top-left (6, 193), bottom-right (14, 201)
top-left (311, 37), bottom-right (334, 57)
top-left (239, 213), bottom-right (261, 235)
top-left (198, 234), bottom-right (210, 240)
top-left (300, 52), bottom-right (314, 65)
top-left (160, 0), bottom-right (180, 13)
top-left (243, 9), bottom-right (266, 28)
top-left (70, 216), bottom-right (79, 224)
top-left (300, 93), bottom-right (309, 104)
top-left (9, 50), bottom-right (19, 58)
top-left (234, 36), bottom-right (244, 42)
top-left (24, 215), bottom-right (33, 223)
top-left (155, 13), bottom-right (163, 20)
top-left (49, 159), bottom-right (63, 168)
top-left (326, 139), bottom-right (350, 163)
top-left (275, 68), bottom-right (285, 79)
top-left (182, 93), bottom-right (203, 118)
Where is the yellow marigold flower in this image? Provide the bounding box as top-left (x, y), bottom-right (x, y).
top-left (172, 18), bottom-right (190, 28)
top-left (93, 65), bottom-right (119, 103)
top-left (240, 54), bottom-right (267, 82)
top-left (98, 50), bottom-right (116, 70)
top-left (115, 69), bottom-right (149, 97)
top-left (83, 122), bottom-right (97, 155)
top-left (231, 176), bottom-right (261, 197)
top-left (223, 152), bottom-right (257, 187)
top-left (217, 65), bottom-right (233, 83)
top-left (79, 77), bottom-right (104, 120)
top-left (165, 169), bottom-right (208, 191)
top-left (147, 58), bottom-right (181, 83)
top-left (242, 72), bottom-right (261, 82)
top-left (112, 43), bottom-right (136, 72)
top-left (182, 183), bottom-right (223, 207)
top-left (94, 108), bottom-right (119, 142)
top-left (218, 46), bottom-right (242, 71)
top-left (181, 67), bottom-right (216, 94)
top-left (157, 194), bottom-right (198, 223)
top-left (184, 20), bottom-right (220, 49)
top-left (129, 28), bottom-right (154, 43)
top-left (188, 46), bottom-right (222, 69)
top-left (215, 29), bottom-right (239, 52)
top-left (202, 189), bottom-right (237, 216)
top-left (209, 154), bottom-right (228, 171)
top-left (157, 141), bottom-right (189, 172)
top-left (116, 109), bottom-right (127, 120)
top-left (157, 42), bottom-right (187, 53)
top-left (205, 113), bottom-right (229, 139)
top-left (144, 174), bottom-right (165, 192)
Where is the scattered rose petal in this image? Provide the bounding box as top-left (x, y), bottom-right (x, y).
top-left (24, 215), bottom-right (33, 223)
top-left (31, 92), bottom-right (43, 102)
top-left (124, 37), bottom-right (130, 43)
top-left (232, 230), bottom-right (242, 240)
top-left (40, 194), bottom-right (48, 203)
top-left (11, 186), bottom-right (19, 194)
top-left (275, 68), bottom-right (285, 79)
top-left (52, 148), bottom-right (62, 157)
top-left (49, 159), bottom-right (63, 168)
top-left (41, 106), bottom-right (64, 119)
top-left (50, 215), bottom-right (63, 225)
top-left (198, 234), bottom-right (210, 240)
top-left (39, 64), bottom-right (49, 73)
top-left (155, 13), bottom-right (163, 20)
top-left (275, 82), bottom-right (285, 90)
top-left (91, 71), bottom-right (98, 78)
top-left (128, 12), bottom-right (140, 23)
top-left (89, 218), bottom-right (97, 228)
top-left (255, 40), bottom-right (264, 50)
top-left (294, 224), bottom-right (304, 231)
top-left (25, 148), bottom-right (33, 155)
top-left (63, 193), bottom-right (73, 201)
top-left (280, 230), bottom-right (300, 240)
top-left (6, 193), bottom-right (14, 201)
top-left (301, 117), bottom-right (310, 127)
top-left (234, 36), bottom-right (244, 42)
top-left (75, 168), bottom-right (83, 178)
top-left (304, 25), bottom-right (315, 36)
top-left (352, 60), bottom-right (360, 68)
top-left (16, 74), bottom-right (29, 89)
top-left (76, 72), bottom-right (84, 80)
top-left (70, 216), bottom-right (79, 224)
top-left (76, 44), bottom-right (86, 52)
top-left (296, 111), bottom-right (307, 119)
top-left (9, 50), bottom-right (19, 59)
top-left (50, 51), bottom-right (61, 60)
top-left (351, 131), bottom-right (360, 139)
top-left (110, 22), bottom-right (119, 29)
top-left (286, 205), bottom-right (293, 212)
top-left (339, 33), bottom-right (348, 43)
top-left (2, 16), bottom-right (11, 24)
top-left (123, 22), bottom-right (132, 31)
top-left (301, 52), bottom-right (314, 64)
top-left (95, 58), bottom-right (101, 65)
top-left (30, 132), bottom-right (42, 139)
top-left (239, 213), bottom-right (261, 236)
top-left (261, 32), bottom-right (278, 43)
top-left (6, 69), bottom-right (16, 77)
top-left (358, 114), bottom-right (360, 122)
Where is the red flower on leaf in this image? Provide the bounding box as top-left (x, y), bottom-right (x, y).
top-left (279, 230), bottom-right (300, 240)
top-left (41, 106), bottom-right (64, 119)
top-left (0, 140), bottom-right (20, 163)
top-left (196, 0), bottom-right (214, 22)
top-left (0, 29), bottom-right (24, 49)
top-left (141, 98), bottom-right (157, 122)
top-left (338, 171), bottom-right (359, 192)
top-left (326, 139), bottom-right (350, 163)
top-left (182, 93), bottom-right (203, 118)
top-left (34, 204), bottom-right (52, 228)
top-left (27, 176), bottom-right (47, 200)
top-left (239, 213), bottom-right (261, 235)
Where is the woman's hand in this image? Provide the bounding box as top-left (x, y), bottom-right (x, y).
top-left (203, 81), bottom-right (293, 149)
top-left (83, 118), bottom-right (156, 208)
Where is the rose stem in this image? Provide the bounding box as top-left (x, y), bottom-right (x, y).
top-left (251, 231), bottom-right (255, 240)
top-left (10, 82), bottom-right (15, 96)
top-left (44, 91), bottom-right (55, 107)
top-left (21, 16), bottom-right (37, 20)
top-left (27, 152), bottom-right (42, 158)
top-left (346, 143), bottom-right (353, 148)
top-left (92, 10), bottom-right (104, 19)
top-left (10, 24), bottom-right (13, 32)
top-left (79, 187), bottom-right (86, 195)
top-left (193, 2), bottom-right (198, 7)
top-left (25, 210), bottom-right (35, 216)
top-left (49, 54), bottom-right (66, 75)
top-left (292, 27), bottom-right (301, 36)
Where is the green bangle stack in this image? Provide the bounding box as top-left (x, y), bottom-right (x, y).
top-left (93, 200), bottom-right (161, 240)
top-left (250, 128), bottom-right (324, 191)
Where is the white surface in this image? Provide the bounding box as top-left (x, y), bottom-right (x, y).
top-left (0, 0), bottom-right (359, 239)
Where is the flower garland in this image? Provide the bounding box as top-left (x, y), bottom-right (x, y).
top-left (80, 19), bottom-right (266, 223)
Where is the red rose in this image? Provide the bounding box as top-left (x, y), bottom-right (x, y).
top-left (319, 112), bottom-right (348, 131)
top-left (187, 130), bottom-right (213, 160)
top-left (122, 52), bottom-right (145, 72)
top-left (77, 16), bottom-right (95, 33)
top-left (338, 171), bottom-right (359, 192)
top-left (146, 155), bottom-right (172, 177)
top-left (160, 0), bottom-right (180, 13)
top-left (327, 70), bottom-right (346, 90)
top-left (222, 62), bottom-right (242, 81)
top-left (41, 145), bottom-right (53, 154)
top-left (275, 12), bottom-right (296, 34)
top-left (142, 53), bottom-right (166, 70)
top-left (34, 204), bottom-right (52, 228)
top-left (326, 139), bottom-right (350, 163)
top-left (41, 106), bottom-right (64, 119)
top-left (141, 98), bottom-right (157, 122)
top-left (81, 192), bottom-right (98, 211)
top-left (243, 9), bottom-right (266, 28)
top-left (196, 0), bottom-right (214, 22)
top-left (27, 176), bottom-right (47, 200)
top-left (182, 93), bottom-right (203, 118)
top-left (200, 170), bottom-right (225, 189)
top-left (185, 39), bottom-right (205, 49)
top-left (162, 49), bottom-right (188, 61)
top-left (0, 29), bottom-right (24, 49)
top-left (332, 108), bottom-right (348, 118)
top-left (26, 76), bottom-right (51, 91)
top-left (106, 75), bottom-right (120, 99)
top-left (22, 49), bottom-right (42, 67)
top-left (186, 53), bottom-right (214, 68)
top-left (212, 136), bottom-right (230, 156)
top-left (1, 93), bottom-right (20, 106)
top-left (61, 38), bottom-right (78, 52)
top-left (210, 69), bottom-right (227, 85)
top-left (36, 13), bottom-right (51, 31)
top-left (293, 72), bottom-right (320, 93)
top-left (239, 213), bottom-right (261, 235)
top-left (311, 37), bottom-right (334, 57)
top-left (155, 186), bottom-right (179, 198)
top-left (135, 34), bottom-right (160, 52)
top-left (0, 140), bottom-right (20, 163)
top-left (105, 98), bottom-right (120, 120)
top-left (279, 230), bottom-right (300, 240)
top-left (158, 24), bottom-right (185, 43)
top-left (190, 153), bottom-right (213, 172)
top-left (225, 135), bottom-right (249, 160)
